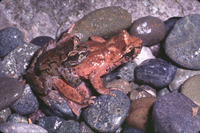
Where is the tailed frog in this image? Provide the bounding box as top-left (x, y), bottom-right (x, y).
top-left (27, 24), bottom-right (95, 116)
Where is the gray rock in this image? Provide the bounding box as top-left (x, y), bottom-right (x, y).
top-left (7, 113), bottom-right (28, 124)
top-left (0, 107), bottom-right (11, 124)
top-left (157, 87), bottom-right (170, 98)
top-left (79, 121), bottom-right (94, 133)
top-left (55, 120), bottom-right (80, 133)
top-left (165, 14), bottom-right (200, 69)
top-left (0, 77), bottom-right (24, 111)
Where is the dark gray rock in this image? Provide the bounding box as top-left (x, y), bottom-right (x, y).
top-left (153, 92), bottom-right (200, 133)
top-left (30, 36), bottom-right (54, 47)
top-left (10, 84), bottom-right (39, 115)
top-left (0, 27), bottom-right (24, 57)
top-left (157, 87), bottom-right (170, 98)
top-left (0, 107), bottom-right (11, 124)
top-left (164, 17), bottom-right (182, 37)
top-left (121, 127), bottom-right (145, 133)
top-left (164, 14), bottom-right (200, 70)
top-left (55, 120), bottom-right (80, 133)
top-left (135, 58), bottom-right (177, 88)
top-left (79, 121), bottom-right (94, 133)
top-left (0, 77), bottom-right (24, 111)
top-left (0, 122), bottom-right (48, 133)
top-left (83, 90), bottom-right (130, 132)
top-left (37, 116), bottom-right (65, 133)
top-left (7, 113), bottom-right (28, 123)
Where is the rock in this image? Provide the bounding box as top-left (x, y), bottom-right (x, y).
top-left (135, 58), bottom-right (177, 88)
top-left (157, 87), bottom-right (170, 98)
top-left (153, 92), bottom-right (200, 133)
top-left (169, 68), bottom-right (200, 91)
top-left (72, 6), bottom-right (131, 42)
top-left (101, 70), bottom-right (119, 88)
top-left (7, 113), bottom-right (28, 124)
top-left (30, 36), bottom-right (54, 47)
top-left (126, 97), bottom-right (157, 131)
top-left (10, 84), bottom-right (39, 115)
top-left (164, 17), bottom-right (182, 37)
top-left (83, 90), bottom-right (130, 132)
top-left (2, 42), bottom-right (40, 78)
top-left (129, 16), bottom-right (166, 46)
top-left (0, 107), bottom-right (11, 124)
top-left (0, 122), bottom-right (48, 133)
top-left (134, 46), bottom-right (156, 65)
top-left (121, 127), bottom-right (145, 133)
top-left (0, 77), bottom-right (24, 111)
top-left (106, 79), bottom-right (131, 94)
top-left (164, 14), bottom-right (200, 70)
top-left (0, 59), bottom-right (2, 78)
top-left (37, 116), bottom-right (65, 133)
top-left (55, 120), bottom-right (80, 133)
top-left (0, 27), bottom-right (24, 57)
top-left (79, 121), bottom-right (94, 133)
top-left (29, 109), bottom-right (46, 124)
top-left (180, 75), bottom-right (200, 103)
top-left (149, 43), bottom-right (162, 57)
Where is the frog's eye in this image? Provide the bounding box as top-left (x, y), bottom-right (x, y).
top-left (73, 36), bottom-right (80, 46)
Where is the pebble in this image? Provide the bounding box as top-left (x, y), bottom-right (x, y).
top-left (153, 92), bottom-right (200, 133)
top-left (83, 90), bottom-right (130, 132)
top-left (10, 84), bottom-right (39, 115)
top-left (126, 97), bottom-right (157, 131)
top-left (55, 120), bottom-right (80, 133)
top-left (0, 122), bottom-right (48, 133)
top-left (164, 17), bottom-right (182, 37)
top-left (29, 109), bottom-right (46, 124)
top-left (7, 113), bottom-right (28, 124)
top-left (72, 6), bottom-right (131, 42)
top-left (79, 121), bottom-right (94, 133)
top-left (30, 36), bottom-right (54, 47)
top-left (135, 58), bottom-right (177, 88)
top-left (0, 27), bottom-right (24, 57)
top-left (0, 77), bottom-right (24, 111)
top-left (164, 14), bottom-right (200, 70)
top-left (129, 16), bottom-right (166, 46)
top-left (157, 87), bottom-right (170, 98)
top-left (0, 107), bottom-right (11, 124)
top-left (37, 116), bottom-right (65, 132)
top-left (180, 75), bottom-right (200, 103)
top-left (106, 79), bottom-right (131, 94)
top-left (101, 70), bottom-right (119, 88)
top-left (0, 59), bottom-right (2, 77)
top-left (121, 127), bottom-right (145, 133)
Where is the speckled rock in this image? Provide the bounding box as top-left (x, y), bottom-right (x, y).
top-left (121, 127), bottom-right (145, 133)
top-left (106, 79), bottom-right (131, 94)
top-left (79, 121), bottom-right (94, 133)
top-left (135, 58), bottom-right (177, 88)
top-left (180, 75), bottom-right (200, 103)
top-left (0, 122), bottom-right (48, 133)
top-left (72, 6), bottom-right (131, 42)
top-left (30, 36), bottom-right (54, 47)
top-left (55, 120), bottom-right (80, 133)
top-left (157, 87), bottom-right (170, 98)
top-left (126, 97), bottom-right (157, 131)
top-left (129, 16), bottom-right (166, 46)
top-left (10, 84), bottom-right (39, 115)
top-left (0, 77), bottom-right (24, 111)
top-left (2, 42), bottom-right (40, 78)
top-left (37, 116), bottom-right (65, 133)
top-left (7, 113), bottom-right (28, 124)
top-left (153, 92), bottom-right (200, 133)
top-left (164, 14), bottom-right (200, 70)
top-left (0, 27), bottom-right (24, 57)
top-left (0, 107), bottom-right (11, 124)
top-left (83, 90), bottom-right (130, 132)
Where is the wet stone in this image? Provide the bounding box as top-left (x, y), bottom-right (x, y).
top-left (135, 58), bottom-right (177, 88)
top-left (0, 77), bottom-right (24, 111)
top-left (10, 84), bottom-right (39, 115)
top-left (0, 27), bottom-right (24, 57)
top-left (83, 90), bottom-right (130, 132)
top-left (37, 116), bottom-right (65, 133)
top-left (30, 36), bottom-right (54, 47)
top-left (7, 113), bottom-right (28, 124)
top-left (164, 14), bottom-right (200, 70)
top-left (129, 16), bottom-right (166, 46)
top-left (153, 92), bottom-right (200, 133)
top-left (180, 75), bottom-right (200, 103)
top-left (55, 120), bottom-right (80, 133)
top-left (0, 107), bottom-right (11, 124)
top-left (0, 122), bottom-right (48, 133)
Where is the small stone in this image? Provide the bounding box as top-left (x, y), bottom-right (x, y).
top-left (157, 87), bottom-right (170, 98)
top-left (101, 70), bottom-right (119, 87)
top-left (126, 97), bottom-right (157, 131)
top-left (129, 16), bottom-right (166, 46)
top-left (0, 60), bottom-right (2, 78)
top-left (121, 127), bottom-right (145, 133)
top-left (55, 120), bottom-right (80, 133)
top-left (79, 121), bottom-right (94, 133)
top-left (0, 107), bottom-right (11, 124)
top-left (164, 14), bottom-right (200, 70)
top-left (0, 77), bottom-right (24, 111)
top-left (0, 27), bottom-right (24, 57)
top-left (30, 36), bottom-right (54, 47)
top-left (10, 84), bottom-right (39, 115)
top-left (106, 79), bottom-right (131, 94)
top-left (0, 122), bottom-right (48, 133)
top-left (37, 116), bottom-right (65, 133)
top-left (72, 6), bottom-right (131, 42)
top-left (7, 113), bottom-right (28, 124)
top-left (180, 75), bottom-right (200, 103)
top-left (135, 58), bottom-right (177, 88)
top-left (164, 17), bottom-right (182, 37)
top-left (83, 90), bottom-right (130, 132)
top-left (29, 109), bottom-right (46, 124)
top-left (153, 92), bottom-right (200, 133)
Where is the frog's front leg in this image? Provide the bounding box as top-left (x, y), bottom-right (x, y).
top-left (26, 72), bottom-right (63, 106)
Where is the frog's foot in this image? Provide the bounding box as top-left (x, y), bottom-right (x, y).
top-left (40, 90), bottom-right (63, 106)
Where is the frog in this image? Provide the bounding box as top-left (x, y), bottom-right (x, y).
top-left (26, 24), bottom-right (95, 116)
